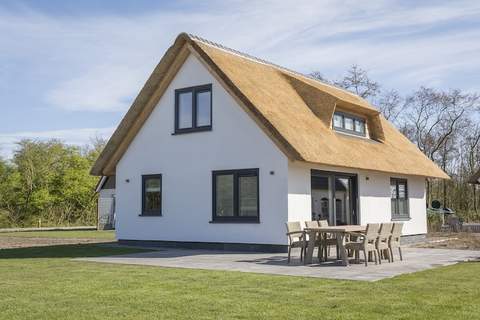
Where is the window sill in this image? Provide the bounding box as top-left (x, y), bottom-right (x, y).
top-left (391, 216), bottom-right (411, 221)
top-left (209, 219), bottom-right (260, 224)
top-left (172, 126), bottom-right (212, 135)
top-left (139, 213), bottom-right (162, 217)
top-left (333, 126), bottom-right (366, 137)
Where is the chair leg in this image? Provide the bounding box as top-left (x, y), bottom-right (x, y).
top-left (389, 248), bottom-right (394, 262)
top-left (398, 247), bottom-right (403, 261)
top-left (377, 250), bottom-right (382, 264)
top-left (384, 249), bottom-right (391, 263)
top-left (363, 250), bottom-right (368, 267)
top-left (373, 250), bottom-right (378, 265)
top-left (300, 246), bottom-right (304, 262)
top-left (287, 246), bottom-right (291, 263)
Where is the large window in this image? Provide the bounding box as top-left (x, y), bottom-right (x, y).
top-left (332, 111), bottom-right (366, 136)
top-left (175, 84), bottom-right (212, 134)
top-left (141, 174), bottom-right (162, 216)
top-left (212, 169), bottom-right (259, 222)
top-left (390, 178), bottom-right (409, 220)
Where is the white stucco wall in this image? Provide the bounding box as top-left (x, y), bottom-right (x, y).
top-left (288, 162), bottom-right (427, 235)
top-left (115, 53), bottom-right (289, 245)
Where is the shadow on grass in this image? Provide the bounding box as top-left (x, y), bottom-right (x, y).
top-left (0, 243), bottom-right (149, 259)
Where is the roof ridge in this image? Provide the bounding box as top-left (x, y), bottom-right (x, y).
top-left (186, 33), bottom-right (366, 103)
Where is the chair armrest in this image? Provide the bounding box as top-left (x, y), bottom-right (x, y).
top-left (347, 232), bottom-right (365, 241)
top-left (286, 231), bottom-right (306, 236)
top-left (348, 231), bottom-right (365, 237)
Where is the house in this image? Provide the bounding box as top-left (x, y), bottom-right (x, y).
top-left (91, 33), bottom-right (448, 251)
top-left (95, 175), bottom-right (116, 230)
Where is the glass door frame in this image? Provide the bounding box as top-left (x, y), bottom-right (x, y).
top-left (311, 169), bottom-right (359, 225)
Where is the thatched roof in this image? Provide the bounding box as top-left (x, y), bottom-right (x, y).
top-left (91, 33), bottom-right (449, 179)
top-left (469, 169), bottom-right (480, 184)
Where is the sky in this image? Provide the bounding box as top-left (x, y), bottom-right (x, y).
top-left (1, 0), bottom-right (480, 158)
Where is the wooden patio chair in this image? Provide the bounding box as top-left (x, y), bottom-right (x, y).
top-left (286, 222), bottom-right (306, 263)
top-left (318, 220), bottom-right (338, 260)
top-left (376, 223), bottom-right (393, 264)
top-left (345, 223), bottom-right (380, 266)
top-left (305, 220), bottom-right (320, 228)
top-left (389, 222), bottom-right (404, 261)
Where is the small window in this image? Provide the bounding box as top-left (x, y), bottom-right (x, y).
top-left (142, 174), bottom-right (162, 216)
top-left (177, 92), bottom-right (193, 129)
top-left (212, 169), bottom-right (259, 223)
top-left (390, 178), bottom-right (409, 220)
top-left (175, 84), bottom-right (212, 134)
top-left (354, 119), bottom-right (365, 134)
top-left (333, 113), bottom-right (343, 128)
top-left (332, 111), bottom-right (366, 137)
top-left (344, 117), bottom-right (354, 131)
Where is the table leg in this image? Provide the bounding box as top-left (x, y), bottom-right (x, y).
top-left (336, 233), bottom-right (349, 266)
top-left (317, 232), bottom-right (322, 260)
top-left (317, 232), bottom-right (325, 262)
top-left (322, 232), bottom-right (328, 262)
top-left (304, 230), bottom-right (316, 264)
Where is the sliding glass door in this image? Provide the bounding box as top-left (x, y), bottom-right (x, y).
top-left (311, 170), bottom-right (358, 225)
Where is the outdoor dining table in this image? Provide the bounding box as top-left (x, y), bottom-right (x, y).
top-left (304, 225), bottom-right (367, 266)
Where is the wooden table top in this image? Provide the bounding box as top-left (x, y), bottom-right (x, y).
top-left (305, 225), bottom-right (366, 233)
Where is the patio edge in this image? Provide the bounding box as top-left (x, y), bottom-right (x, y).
top-left (118, 239), bottom-right (288, 253)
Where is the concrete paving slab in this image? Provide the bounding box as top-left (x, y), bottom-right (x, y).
top-left (76, 247), bottom-right (480, 281)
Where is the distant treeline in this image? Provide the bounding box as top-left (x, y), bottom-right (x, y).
top-left (0, 139), bottom-right (105, 228)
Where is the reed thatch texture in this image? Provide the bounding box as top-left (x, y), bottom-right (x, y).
top-left (91, 33), bottom-right (448, 179)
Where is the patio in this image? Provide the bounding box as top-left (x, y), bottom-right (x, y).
top-left (78, 246), bottom-right (479, 281)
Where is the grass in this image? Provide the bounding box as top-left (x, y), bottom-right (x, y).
top-left (0, 244), bottom-right (479, 319)
top-left (0, 230), bottom-right (115, 240)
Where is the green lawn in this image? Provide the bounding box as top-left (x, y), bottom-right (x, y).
top-left (0, 244), bottom-right (479, 319)
top-left (0, 230), bottom-right (115, 240)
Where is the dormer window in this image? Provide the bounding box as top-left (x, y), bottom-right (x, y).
top-left (333, 111), bottom-right (366, 136)
top-left (174, 84), bottom-right (212, 134)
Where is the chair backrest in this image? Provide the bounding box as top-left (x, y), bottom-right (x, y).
top-left (286, 222), bottom-right (303, 242)
top-left (365, 223), bottom-right (380, 242)
top-left (318, 219), bottom-right (329, 227)
top-left (391, 222), bottom-right (403, 238)
top-left (378, 223), bottom-right (393, 241)
top-left (286, 221), bottom-right (302, 233)
top-left (305, 220), bottom-right (319, 228)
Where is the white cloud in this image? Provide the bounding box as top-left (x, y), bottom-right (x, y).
top-left (46, 65), bottom-right (147, 111)
top-left (1, 0), bottom-right (480, 113)
top-left (0, 127), bottom-right (115, 159)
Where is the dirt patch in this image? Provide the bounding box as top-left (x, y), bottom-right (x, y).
top-left (0, 236), bottom-right (113, 249)
top-left (415, 232), bottom-right (480, 250)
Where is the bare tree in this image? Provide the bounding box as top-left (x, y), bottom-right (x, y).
top-left (378, 89), bottom-right (403, 123)
top-left (334, 64), bottom-right (380, 100)
top-left (402, 87), bottom-right (479, 204)
top-left (308, 71), bottom-right (330, 83)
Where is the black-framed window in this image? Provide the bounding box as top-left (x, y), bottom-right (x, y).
top-left (212, 169), bottom-right (259, 223)
top-left (174, 84), bottom-right (212, 134)
top-left (390, 178), bottom-right (409, 220)
top-left (333, 111), bottom-right (366, 136)
top-left (141, 174), bottom-right (162, 216)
